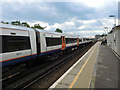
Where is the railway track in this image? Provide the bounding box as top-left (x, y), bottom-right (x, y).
top-left (2, 42), bottom-right (95, 90)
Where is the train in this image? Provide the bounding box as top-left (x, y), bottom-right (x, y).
top-left (0, 23), bottom-right (92, 67)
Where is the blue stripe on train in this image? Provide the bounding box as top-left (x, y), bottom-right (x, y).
top-left (40, 44), bottom-right (78, 56)
top-left (40, 49), bottom-right (61, 56)
top-left (1, 54), bottom-right (37, 67)
top-left (1, 44), bottom-right (79, 67)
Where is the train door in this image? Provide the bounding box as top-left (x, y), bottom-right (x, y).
top-left (35, 31), bottom-right (41, 57)
top-left (61, 36), bottom-right (66, 50)
top-left (77, 37), bottom-right (79, 46)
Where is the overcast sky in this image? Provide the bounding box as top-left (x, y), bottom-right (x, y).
top-left (1, 0), bottom-right (119, 38)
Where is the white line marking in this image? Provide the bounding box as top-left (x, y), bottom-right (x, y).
top-left (49, 42), bottom-right (98, 89)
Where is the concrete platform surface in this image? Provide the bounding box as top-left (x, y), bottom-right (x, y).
top-left (94, 45), bottom-right (119, 88)
top-left (49, 42), bottom-right (119, 89)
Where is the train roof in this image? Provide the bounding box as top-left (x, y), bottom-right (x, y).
top-left (0, 23), bottom-right (62, 34)
top-left (0, 23), bottom-right (78, 38)
top-left (36, 29), bottom-right (78, 38)
top-left (35, 28), bottom-right (63, 35)
top-left (0, 23), bottom-right (34, 31)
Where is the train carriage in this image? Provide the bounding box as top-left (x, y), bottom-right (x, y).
top-left (0, 24), bottom-right (37, 67)
top-left (0, 23), bottom-right (92, 67)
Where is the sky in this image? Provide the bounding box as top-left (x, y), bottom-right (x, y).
top-left (1, 0), bottom-right (119, 38)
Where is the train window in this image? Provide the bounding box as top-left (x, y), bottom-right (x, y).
top-left (66, 38), bottom-right (77, 44)
top-left (1, 35), bottom-right (31, 53)
top-left (73, 38), bottom-right (77, 43)
top-left (79, 39), bottom-right (82, 42)
top-left (83, 38), bottom-right (86, 41)
top-left (46, 37), bottom-right (62, 46)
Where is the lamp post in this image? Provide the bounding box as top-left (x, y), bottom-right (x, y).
top-left (109, 15), bottom-right (116, 27)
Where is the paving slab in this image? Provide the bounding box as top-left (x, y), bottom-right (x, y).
top-left (94, 45), bottom-right (119, 88)
top-left (49, 42), bottom-right (119, 89)
top-left (49, 42), bottom-right (100, 89)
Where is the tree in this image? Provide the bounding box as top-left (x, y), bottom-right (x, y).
top-left (21, 22), bottom-right (30, 27)
top-left (6, 22), bottom-right (9, 24)
top-left (1, 21), bottom-right (9, 24)
top-left (1, 21), bottom-right (5, 24)
top-left (31, 26), bottom-right (35, 29)
top-left (11, 21), bottom-right (21, 26)
top-left (34, 24), bottom-right (45, 30)
top-left (1, 20), bottom-right (46, 30)
top-left (11, 21), bottom-right (30, 28)
top-left (55, 28), bottom-right (63, 33)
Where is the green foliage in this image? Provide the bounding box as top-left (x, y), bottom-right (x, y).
top-left (1, 21), bottom-right (4, 23)
top-left (31, 26), bottom-right (35, 29)
top-left (34, 24), bottom-right (44, 30)
top-left (11, 21), bottom-right (30, 28)
top-left (55, 28), bottom-right (63, 33)
top-left (6, 22), bottom-right (9, 24)
top-left (1, 21), bottom-right (9, 24)
top-left (1, 20), bottom-right (45, 30)
top-left (21, 22), bottom-right (30, 27)
top-left (11, 21), bottom-right (21, 26)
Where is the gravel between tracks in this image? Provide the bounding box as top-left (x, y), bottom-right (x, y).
top-left (26, 43), bottom-right (94, 89)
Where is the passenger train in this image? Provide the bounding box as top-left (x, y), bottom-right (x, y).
top-left (0, 23), bottom-right (92, 67)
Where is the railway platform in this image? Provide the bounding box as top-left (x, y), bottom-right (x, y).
top-left (49, 42), bottom-right (119, 89)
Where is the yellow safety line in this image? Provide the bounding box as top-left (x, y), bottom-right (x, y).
top-left (88, 47), bottom-right (98, 88)
top-left (68, 44), bottom-right (97, 89)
